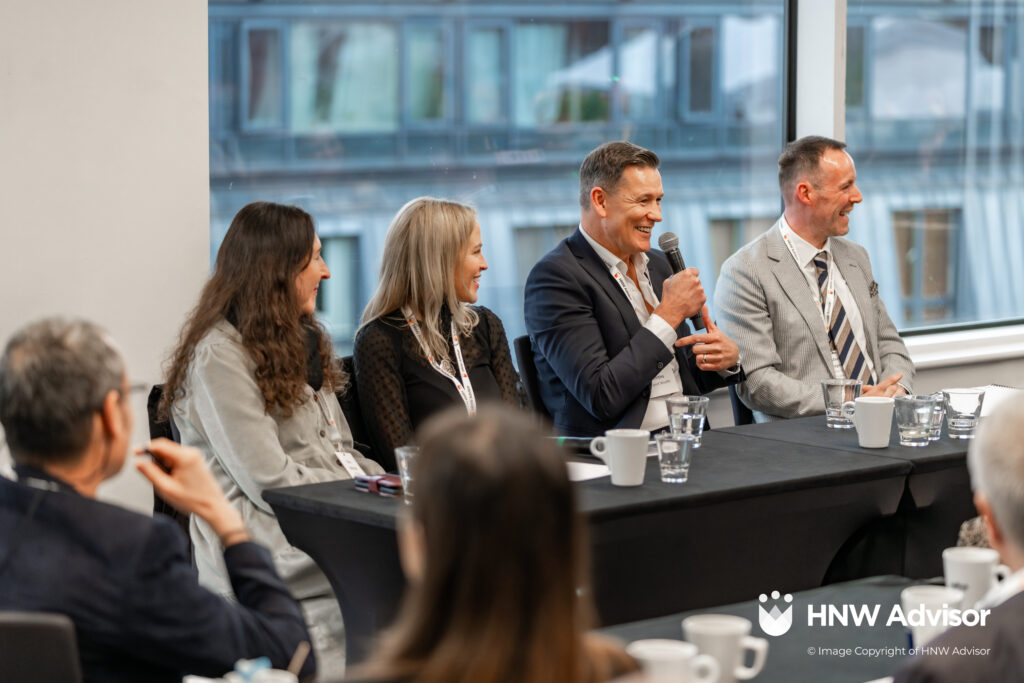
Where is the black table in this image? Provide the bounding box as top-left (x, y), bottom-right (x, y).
top-left (602, 575), bottom-right (924, 683)
top-left (264, 429), bottom-right (910, 665)
top-left (721, 416), bottom-right (975, 579)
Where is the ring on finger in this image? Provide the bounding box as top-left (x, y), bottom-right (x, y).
top-left (702, 353), bottom-right (708, 364)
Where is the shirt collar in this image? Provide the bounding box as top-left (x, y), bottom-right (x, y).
top-left (779, 217), bottom-right (831, 267)
top-left (579, 225), bottom-right (650, 275)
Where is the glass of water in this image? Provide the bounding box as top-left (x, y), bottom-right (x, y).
top-left (395, 446), bottom-right (419, 504)
top-left (895, 395), bottom-right (939, 447)
top-left (942, 389), bottom-right (986, 440)
top-left (665, 395), bottom-right (709, 448)
top-left (655, 433), bottom-right (695, 483)
top-left (927, 392), bottom-right (945, 441)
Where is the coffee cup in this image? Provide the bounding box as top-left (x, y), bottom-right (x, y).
top-left (854, 396), bottom-right (895, 448)
top-left (590, 429), bottom-right (649, 486)
top-left (899, 585), bottom-right (964, 647)
top-left (943, 546), bottom-right (1009, 609)
top-left (682, 614), bottom-right (767, 683)
top-left (625, 639), bottom-right (720, 683)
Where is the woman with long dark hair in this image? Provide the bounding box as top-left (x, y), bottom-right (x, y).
top-left (351, 407), bottom-right (637, 683)
top-left (162, 201), bottom-right (382, 673)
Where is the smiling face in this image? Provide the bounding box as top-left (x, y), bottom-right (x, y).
top-left (454, 221), bottom-right (487, 303)
top-left (586, 165), bottom-right (664, 262)
top-left (807, 148), bottom-right (863, 244)
top-left (294, 235), bottom-right (330, 315)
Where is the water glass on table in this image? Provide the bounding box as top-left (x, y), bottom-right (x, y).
top-left (655, 433), bottom-right (695, 483)
top-left (395, 446), bottom-right (419, 504)
top-left (894, 395), bottom-right (940, 447)
top-left (927, 392), bottom-right (945, 440)
top-left (943, 388), bottom-right (986, 439)
top-left (665, 395), bottom-right (709, 447)
top-left (821, 379), bottom-right (862, 429)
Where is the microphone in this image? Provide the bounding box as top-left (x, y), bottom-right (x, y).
top-left (657, 232), bottom-right (705, 331)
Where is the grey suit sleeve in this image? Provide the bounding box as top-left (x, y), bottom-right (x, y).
top-left (714, 252), bottom-right (825, 419)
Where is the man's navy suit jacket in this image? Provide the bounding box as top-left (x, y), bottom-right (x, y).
top-left (0, 466), bottom-right (314, 683)
top-left (524, 228), bottom-right (742, 436)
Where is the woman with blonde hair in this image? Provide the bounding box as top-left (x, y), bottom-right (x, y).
top-left (162, 201), bottom-right (382, 674)
top-left (353, 197), bottom-right (522, 468)
top-left (350, 407), bottom-right (638, 683)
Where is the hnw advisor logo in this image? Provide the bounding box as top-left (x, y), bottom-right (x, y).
top-left (758, 590), bottom-right (793, 636)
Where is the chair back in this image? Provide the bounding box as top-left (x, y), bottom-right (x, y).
top-left (337, 356), bottom-right (391, 471)
top-left (0, 611), bottom-right (82, 683)
top-left (728, 384), bottom-right (755, 426)
top-left (513, 335), bottom-right (550, 419)
top-left (146, 385), bottom-right (192, 557)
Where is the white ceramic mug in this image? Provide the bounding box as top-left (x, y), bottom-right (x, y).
top-left (854, 396), bottom-right (895, 448)
top-left (682, 615), bottom-right (768, 683)
top-left (943, 546), bottom-right (1010, 608)
top-left (625, 639), bottom-right (720, 683)
top-left (900, 585), bottom-right (964, 648)
top-left (590, 428), bottom-right (649, 486)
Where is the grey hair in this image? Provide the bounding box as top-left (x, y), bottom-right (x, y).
top-left (967, 399), bottom-right (1024, 551)
top-left (0, 318), bottom-right (124, 464)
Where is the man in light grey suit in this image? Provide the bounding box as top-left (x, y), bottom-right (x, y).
top-left (714, 136), bottom-right (914, 421)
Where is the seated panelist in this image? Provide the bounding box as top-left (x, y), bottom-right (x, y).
top-left (161, 201), bottom-right (382, 673)
top-left (353, 197), bottom-right (523, 466)
top-left (349, 407), bottom-right (639, 683)
top-left (0, 318), bottom-right (315, 682)
top-left (524, 141), bottom-right (743, 437)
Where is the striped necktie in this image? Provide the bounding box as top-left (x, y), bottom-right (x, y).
top-left (813, 251), bottom-right (873, 384)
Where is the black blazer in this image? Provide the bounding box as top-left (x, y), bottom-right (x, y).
top-left (0, 466), bottom-right (315, 683)
top-left (524, 228), bottom-right (742, 436)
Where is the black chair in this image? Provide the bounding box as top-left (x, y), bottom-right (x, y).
top-left (337, 356), bottom-right (391, 472)
top-left (146, 385), bottom-right (192, 555)
top-left (0, 611), bottom-right (82, 683)
top-left (728, 384), bottom-right (755, 426)
top-left (513, 335), bottom-right (551, 420)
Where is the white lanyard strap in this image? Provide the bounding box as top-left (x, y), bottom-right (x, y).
top-left (311, 390), bottom-right (366, 478)
top-left (401, 306), bottom-right (477, 416)
top-left (782, 232), bottom-right (837, 329)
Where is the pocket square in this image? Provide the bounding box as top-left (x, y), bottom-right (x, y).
top-left (869, 281), bottom-right (879, 297)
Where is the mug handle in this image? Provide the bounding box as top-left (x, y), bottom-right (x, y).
top-left (841, 401), bottom-right (856, 421)
top-left (691, 653), bottom-right (720, 683)
top-left (589, 437), bottom-right (607, 464)
top-left (735, 636), bottom-right (769, 680)
top-left (995, 563), bottom-right (1011, 583)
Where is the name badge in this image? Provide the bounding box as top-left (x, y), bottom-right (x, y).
top-left (335, 450), bottom-right (367, 478)
top-left (651, 362), bottom-right (682, 398)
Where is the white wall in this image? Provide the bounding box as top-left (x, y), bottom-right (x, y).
top-left (0, 1), bottom-right (209, 511)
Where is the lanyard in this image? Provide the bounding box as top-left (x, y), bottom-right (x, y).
top-left (401, 305), bottom-right (477, 416)
top-left (781, 230), bottom-right (837, 328)
top-left (311, 389), bottom-right (366, 478)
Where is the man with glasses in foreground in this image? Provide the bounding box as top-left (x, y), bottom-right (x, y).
top-left (0, 318), bottom-right (315, 682)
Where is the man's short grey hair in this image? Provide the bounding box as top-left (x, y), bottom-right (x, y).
top-left (0, 318), bottom-right (124, 464)
top-left (967, 399), bottom-right (1024, 551)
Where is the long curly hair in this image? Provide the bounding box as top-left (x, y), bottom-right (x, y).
top-left (160, 201), bottom-right (344, 420)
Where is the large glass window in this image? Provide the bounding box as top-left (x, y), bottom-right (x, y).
top-left (209, 1), bottom-right (786, 354)
top-left (847, 1), bottom-right (1024, 330)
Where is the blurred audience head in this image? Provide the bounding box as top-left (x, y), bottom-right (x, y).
top-left (578, 141), bottom-right (660, 209)
top-left (968, 400), bottom-right (1024, 566)
top-left (0, 318), bottom-right (129, 480)
top-left (360, 406), bottom-right (632, 683)
top-left (162, 201), bottom-right (341, 418)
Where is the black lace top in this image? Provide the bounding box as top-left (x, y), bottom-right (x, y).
top-left (352, 305), bottom-right (524, 465)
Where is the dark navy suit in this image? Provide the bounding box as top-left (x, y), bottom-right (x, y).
top-left (524, 228), bottom-right (742, 436)
top-left (0, 466), bottom-right (315, 683)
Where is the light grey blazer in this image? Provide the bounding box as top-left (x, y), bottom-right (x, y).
top-left (713, 219), bottom-right (914, 422)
